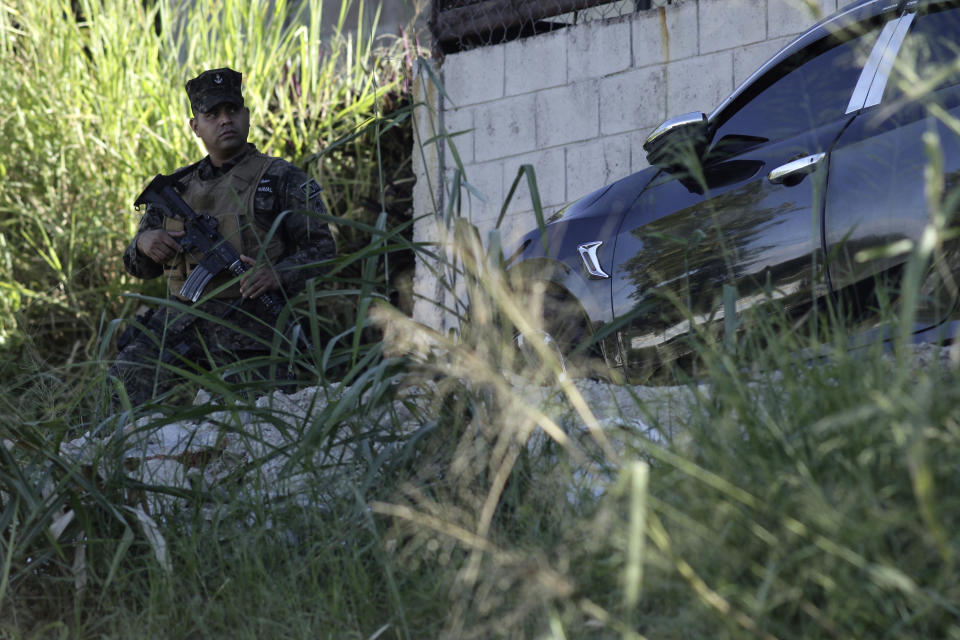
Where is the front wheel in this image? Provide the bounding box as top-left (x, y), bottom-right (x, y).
top-left (512, 285), bottom-right (609, 380)
top-left (514, 328), bottom-right (570, 377)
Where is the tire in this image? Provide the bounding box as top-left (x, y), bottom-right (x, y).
top-left (512, 284), bottom-right (606, 380)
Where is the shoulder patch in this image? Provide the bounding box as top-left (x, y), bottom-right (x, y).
top-left (301, 179), bottom-right (323, 201)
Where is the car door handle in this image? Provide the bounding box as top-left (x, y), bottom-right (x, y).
top-left (768, 152), bottom-right (826, 185)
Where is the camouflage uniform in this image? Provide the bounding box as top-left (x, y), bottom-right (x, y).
top-left (109, 142), bottom-right (336, 407)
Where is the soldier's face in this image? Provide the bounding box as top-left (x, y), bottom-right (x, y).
top-left (189, 102), bottom-right (250, 165)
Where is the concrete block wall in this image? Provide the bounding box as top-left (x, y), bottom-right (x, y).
top-left (412, 0), bottom-right (842, 328)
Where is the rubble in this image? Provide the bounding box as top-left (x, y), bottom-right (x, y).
top-left (58, 344), bottom-right (957, 514)
top-left (59, 374), bottom-right (701, 513)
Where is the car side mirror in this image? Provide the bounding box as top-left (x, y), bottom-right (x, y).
top-left (643, 112), bottom-right (710, 170)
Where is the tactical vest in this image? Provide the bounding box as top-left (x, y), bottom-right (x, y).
top-left (163, 151), bottom-right (286, 301)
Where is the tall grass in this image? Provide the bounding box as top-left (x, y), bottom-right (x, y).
top-left (4, 1), bottom-right (960, 638)
top-left (0, 0), bottom-right (414, 362)
top-left (1, 0), bottom-right (426, 634)
top-left (360, 12), bottom-right (960, 638)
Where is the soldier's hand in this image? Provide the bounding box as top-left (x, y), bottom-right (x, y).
top-left (137, 230), bottom-right (185, 264)
top-left (239, 255), bottom-right (280, 299)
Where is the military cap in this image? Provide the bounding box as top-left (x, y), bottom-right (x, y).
top-left (185, 67), bottom-right (244, 114)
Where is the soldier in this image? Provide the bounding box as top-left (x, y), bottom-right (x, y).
top-left (108, 67), bottom-right (335, 408)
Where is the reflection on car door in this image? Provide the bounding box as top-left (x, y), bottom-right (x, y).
top-left (824, 5), bottom-right (960, 331)
top-left (610, 18), bottom-right (885, 377)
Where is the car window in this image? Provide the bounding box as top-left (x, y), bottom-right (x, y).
top-left (885, 5), bottom-right (960, 100)
top-left (709, 22), bottom-right (882, 156)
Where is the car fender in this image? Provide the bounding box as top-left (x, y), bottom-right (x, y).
top-left (505, 166), bottom-right (661, 363)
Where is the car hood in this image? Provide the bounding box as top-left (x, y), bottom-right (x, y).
top-left (549, 165), bottom-right (660, 225)
top-left (505, 165), bottom-right (661, 268)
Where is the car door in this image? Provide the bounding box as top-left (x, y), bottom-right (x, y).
top-left (610, 14), bottom-right (890, 376)
top-left (824, 2), bottom-right (960, 333)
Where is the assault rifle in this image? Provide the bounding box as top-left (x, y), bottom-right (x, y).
top-left (134, 173), bottom-right (286, 318)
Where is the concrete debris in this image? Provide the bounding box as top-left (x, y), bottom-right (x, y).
top-left (59, 373), bottom-right (701, 515)
top-left (57, 344), bottom-right (956, 514)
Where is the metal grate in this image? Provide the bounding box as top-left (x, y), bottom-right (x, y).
top-left (431, 0), bottom-right (656, 57)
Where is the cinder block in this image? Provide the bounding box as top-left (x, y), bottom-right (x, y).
top-left (441, 46), bottom-right (504, 107)
top-left (568, 19), bottom-right (632, 82)
top-left (633, 1), bottom-right (699, 67)
top-left (769, 0), bottom-right (833, 38)
top-left (480, 205), bottom-right (555, 251)
top-left (505, 30), bottom-right (567, 95)
top-left (600, 66), bottom-right (667, 136)
top-left (629, 130), bottom-right (654, 174)
top-left (495, 213), bottom-right (542, 255)
top-left (565, 137), bottom-right (631, 203)
top-left (469, 217), bottom-right (500, 251)
top-left (535, 81), bottom-right (600, 148)
top-left (412, 214), bottom-right (454, 330)
top-left (733, 36), bottom-right (795, 87)
top-left (666, 51), bottom-right (733, 116)
top-left (412, 66), bottom-right (444, 218)
top-left (443, 105), bottom-right (474, 167)
top-left (501, 147), bottom-right (567, 215)
top-left (492, 204), bottom-right (567, 256)
top-left (450, 160), bottom-right (504, 224)
top-left (699, 0), bottom-right (767, 54)
top-left (473, 94), bottom-right (538, 163)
